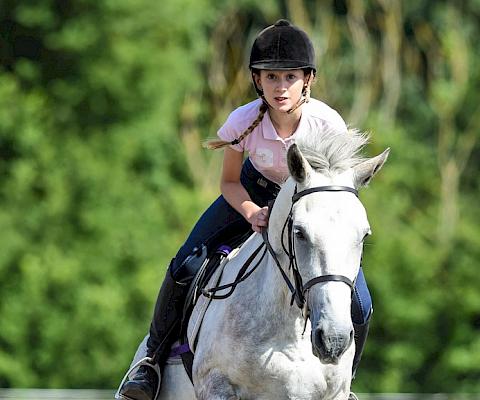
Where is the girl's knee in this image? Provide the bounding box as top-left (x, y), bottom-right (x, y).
top-left (171, 245), bottom-right (208, 282)
top-left (352, 288), bottom-right (373, 325)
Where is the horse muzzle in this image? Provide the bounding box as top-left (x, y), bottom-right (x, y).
top-left (311, 326), bottom-right (354, 364)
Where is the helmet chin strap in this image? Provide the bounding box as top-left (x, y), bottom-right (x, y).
top-left (253, 71), bottom-right (314, 115)
top-left (287, 72), bottom-right (313, 114)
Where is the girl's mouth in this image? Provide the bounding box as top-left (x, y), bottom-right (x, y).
top-left (274, 96), bottom-right (288, 102)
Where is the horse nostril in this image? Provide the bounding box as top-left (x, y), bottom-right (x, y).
top-left (349, 329), bottom-right (354, 346)
top-left (313, 328), bottom-right (324, 348)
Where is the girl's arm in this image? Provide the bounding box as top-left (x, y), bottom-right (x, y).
top-left (220, 147), bottom-right (268, 233)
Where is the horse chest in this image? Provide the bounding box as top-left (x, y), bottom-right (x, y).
top-left (194, 327), bottom-right (352, 399)
top-left (226, 341), bottom-right (343, 399)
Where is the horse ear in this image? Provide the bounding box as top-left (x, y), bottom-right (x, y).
top-left (353, 148), bottom-right (390, 188)
top-left (287, 144), bottom-right (313, 184)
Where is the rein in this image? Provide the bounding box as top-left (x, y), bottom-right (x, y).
top-left (263, 185), bottom-right (358, 311)
top-left (201, 242), bottom-right (267, 299)
top-left (202, 185), bottom-right (358, 317)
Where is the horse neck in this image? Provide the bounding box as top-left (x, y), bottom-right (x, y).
top-left (256, 179), bottom-right (303, 325)
top-left (254, 252), bottom-right (303, 328)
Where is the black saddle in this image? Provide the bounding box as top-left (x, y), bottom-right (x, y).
top-left (176, 232), bottom-right (252, 381)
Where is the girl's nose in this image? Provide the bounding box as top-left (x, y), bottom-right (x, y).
top-left (276, 80), bottom-right (288, 90)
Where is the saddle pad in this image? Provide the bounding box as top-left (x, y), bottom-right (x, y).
top-left (187, 247), bottom-right (240, 353)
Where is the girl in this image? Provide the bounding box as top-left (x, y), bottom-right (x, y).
top-left (118, 19), bottom-right (371, 400)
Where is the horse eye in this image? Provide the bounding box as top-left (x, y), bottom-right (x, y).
top-left (294, 228), bottom-right (306, 241)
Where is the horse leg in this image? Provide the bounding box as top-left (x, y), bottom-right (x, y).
top-left (194, 369), bottom-right (239, 400)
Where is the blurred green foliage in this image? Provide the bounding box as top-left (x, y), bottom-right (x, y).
top-left (0, 0), bottom-right (479, 393)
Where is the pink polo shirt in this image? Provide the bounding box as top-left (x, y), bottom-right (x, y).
top-left (217, 98), bottom-right (347, 185)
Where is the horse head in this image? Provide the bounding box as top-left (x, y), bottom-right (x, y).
top-left (268, 128), bottom-right (389, 364)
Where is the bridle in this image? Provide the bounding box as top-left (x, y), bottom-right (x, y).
top-left (262, 185), bottom-right (359, 312)
top-left (202, 184), bottom-right (360, 322)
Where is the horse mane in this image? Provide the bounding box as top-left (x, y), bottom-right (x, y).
top-left (295, 125), bottom-right (369, 175)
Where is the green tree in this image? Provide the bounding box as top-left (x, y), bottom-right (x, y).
top-left (0, 0), bottom-right (213, 388)
top-left (1, 0), bottom-right (479, 393)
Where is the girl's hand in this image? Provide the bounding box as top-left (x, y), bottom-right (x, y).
top-left (249, 206), bottom-right (269, 233)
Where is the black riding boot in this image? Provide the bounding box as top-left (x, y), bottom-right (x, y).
top-left (352, 319), bottom-right (370, 379)
top-left (348, 319), bottom-right (370, 400)
top-left (118, 267), bottom-right (189, 400)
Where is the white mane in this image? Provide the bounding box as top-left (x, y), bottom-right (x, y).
top-left (295, 126), bottom-right (369, 176)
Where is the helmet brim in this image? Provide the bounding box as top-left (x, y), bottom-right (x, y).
top-left (250, 61), bottom-right (316, 71)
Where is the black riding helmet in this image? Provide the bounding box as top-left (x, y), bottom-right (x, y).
top-left (249, 19), bottom-right (315, 98)
top-left (249, 19), bottom-right (316, 72)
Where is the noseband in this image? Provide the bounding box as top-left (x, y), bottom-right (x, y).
top-left (262, 185), bottom-right (358, 310)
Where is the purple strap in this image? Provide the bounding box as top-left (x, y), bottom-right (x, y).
top-left (217, 245), bottom-right (232, 256)
top-left (169, 343), bottom-right (191, 358)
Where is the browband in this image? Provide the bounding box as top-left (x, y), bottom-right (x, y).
top-left (292, 186), bottom-right (358, 204)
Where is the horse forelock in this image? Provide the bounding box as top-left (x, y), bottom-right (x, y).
top-left (272, 128), bottom-right (368, 226)
top-left (295, 126), bottom-right (369, 176)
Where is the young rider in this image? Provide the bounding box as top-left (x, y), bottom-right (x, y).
top-left (118, 19), bottom-right (371, 400)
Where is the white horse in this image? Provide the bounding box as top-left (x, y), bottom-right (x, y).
top-left (155, 129), bottom-right (388, 400)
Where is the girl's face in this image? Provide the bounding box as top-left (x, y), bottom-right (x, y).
top-left (254, 69), bottom-right (307, 113)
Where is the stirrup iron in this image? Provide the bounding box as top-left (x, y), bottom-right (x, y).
top-left (115, 356), bottom-right (161, 400)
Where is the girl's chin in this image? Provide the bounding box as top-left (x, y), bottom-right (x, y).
top-left (268, 101), bottom-right (293, 112)
top-left (272, 105), bottom-right (293, 113)
top-left (266, 97), bottom-right (301, 112)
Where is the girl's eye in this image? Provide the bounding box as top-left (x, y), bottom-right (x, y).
top-left (267, 74), bottom-right (276, 80)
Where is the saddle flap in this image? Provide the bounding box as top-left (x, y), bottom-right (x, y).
top-left (187, 247), bottom-right (240, 353)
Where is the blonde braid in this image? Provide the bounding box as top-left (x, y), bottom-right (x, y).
top-left (203, 102), bottom-right (269, 150)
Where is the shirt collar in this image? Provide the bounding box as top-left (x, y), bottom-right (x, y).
top-left (262, 112), bottom-right (281, 140)
top-left (262, 109), bottom-right (305, 142)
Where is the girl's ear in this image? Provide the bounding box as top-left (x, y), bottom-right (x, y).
top-left (253, 72), bottom-right (262, 90)
top-left (304, 72), bottom-right (314, 88)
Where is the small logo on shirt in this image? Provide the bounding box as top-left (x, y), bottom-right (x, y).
top-left (253, 148), bottom-right (274, 168)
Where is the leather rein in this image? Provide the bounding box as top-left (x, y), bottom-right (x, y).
top-left (262, 185), bottom-right (358, 310)
top-left (203, 185), bottom-right (359, 315)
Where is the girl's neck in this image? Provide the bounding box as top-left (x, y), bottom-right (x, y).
top-left (269, 108), bottom-right (302, 139)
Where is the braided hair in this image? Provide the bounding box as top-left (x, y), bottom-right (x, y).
top-left (203, 71), bottom-right (313, 150)
top-left (203, 102), bottom-right (269, 150)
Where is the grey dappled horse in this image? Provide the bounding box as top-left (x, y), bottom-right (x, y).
top-left (159, 129), bottom-right (389, 400)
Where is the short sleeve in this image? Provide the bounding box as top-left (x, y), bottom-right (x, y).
top-left (328, 109), bottom-right (348, 134)
top-left (216, 99), bottom-right (264, 153)
top-left (217, 117), bottom-right (245, 152)
top-left (305, 99), bottom-right (348, 135)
